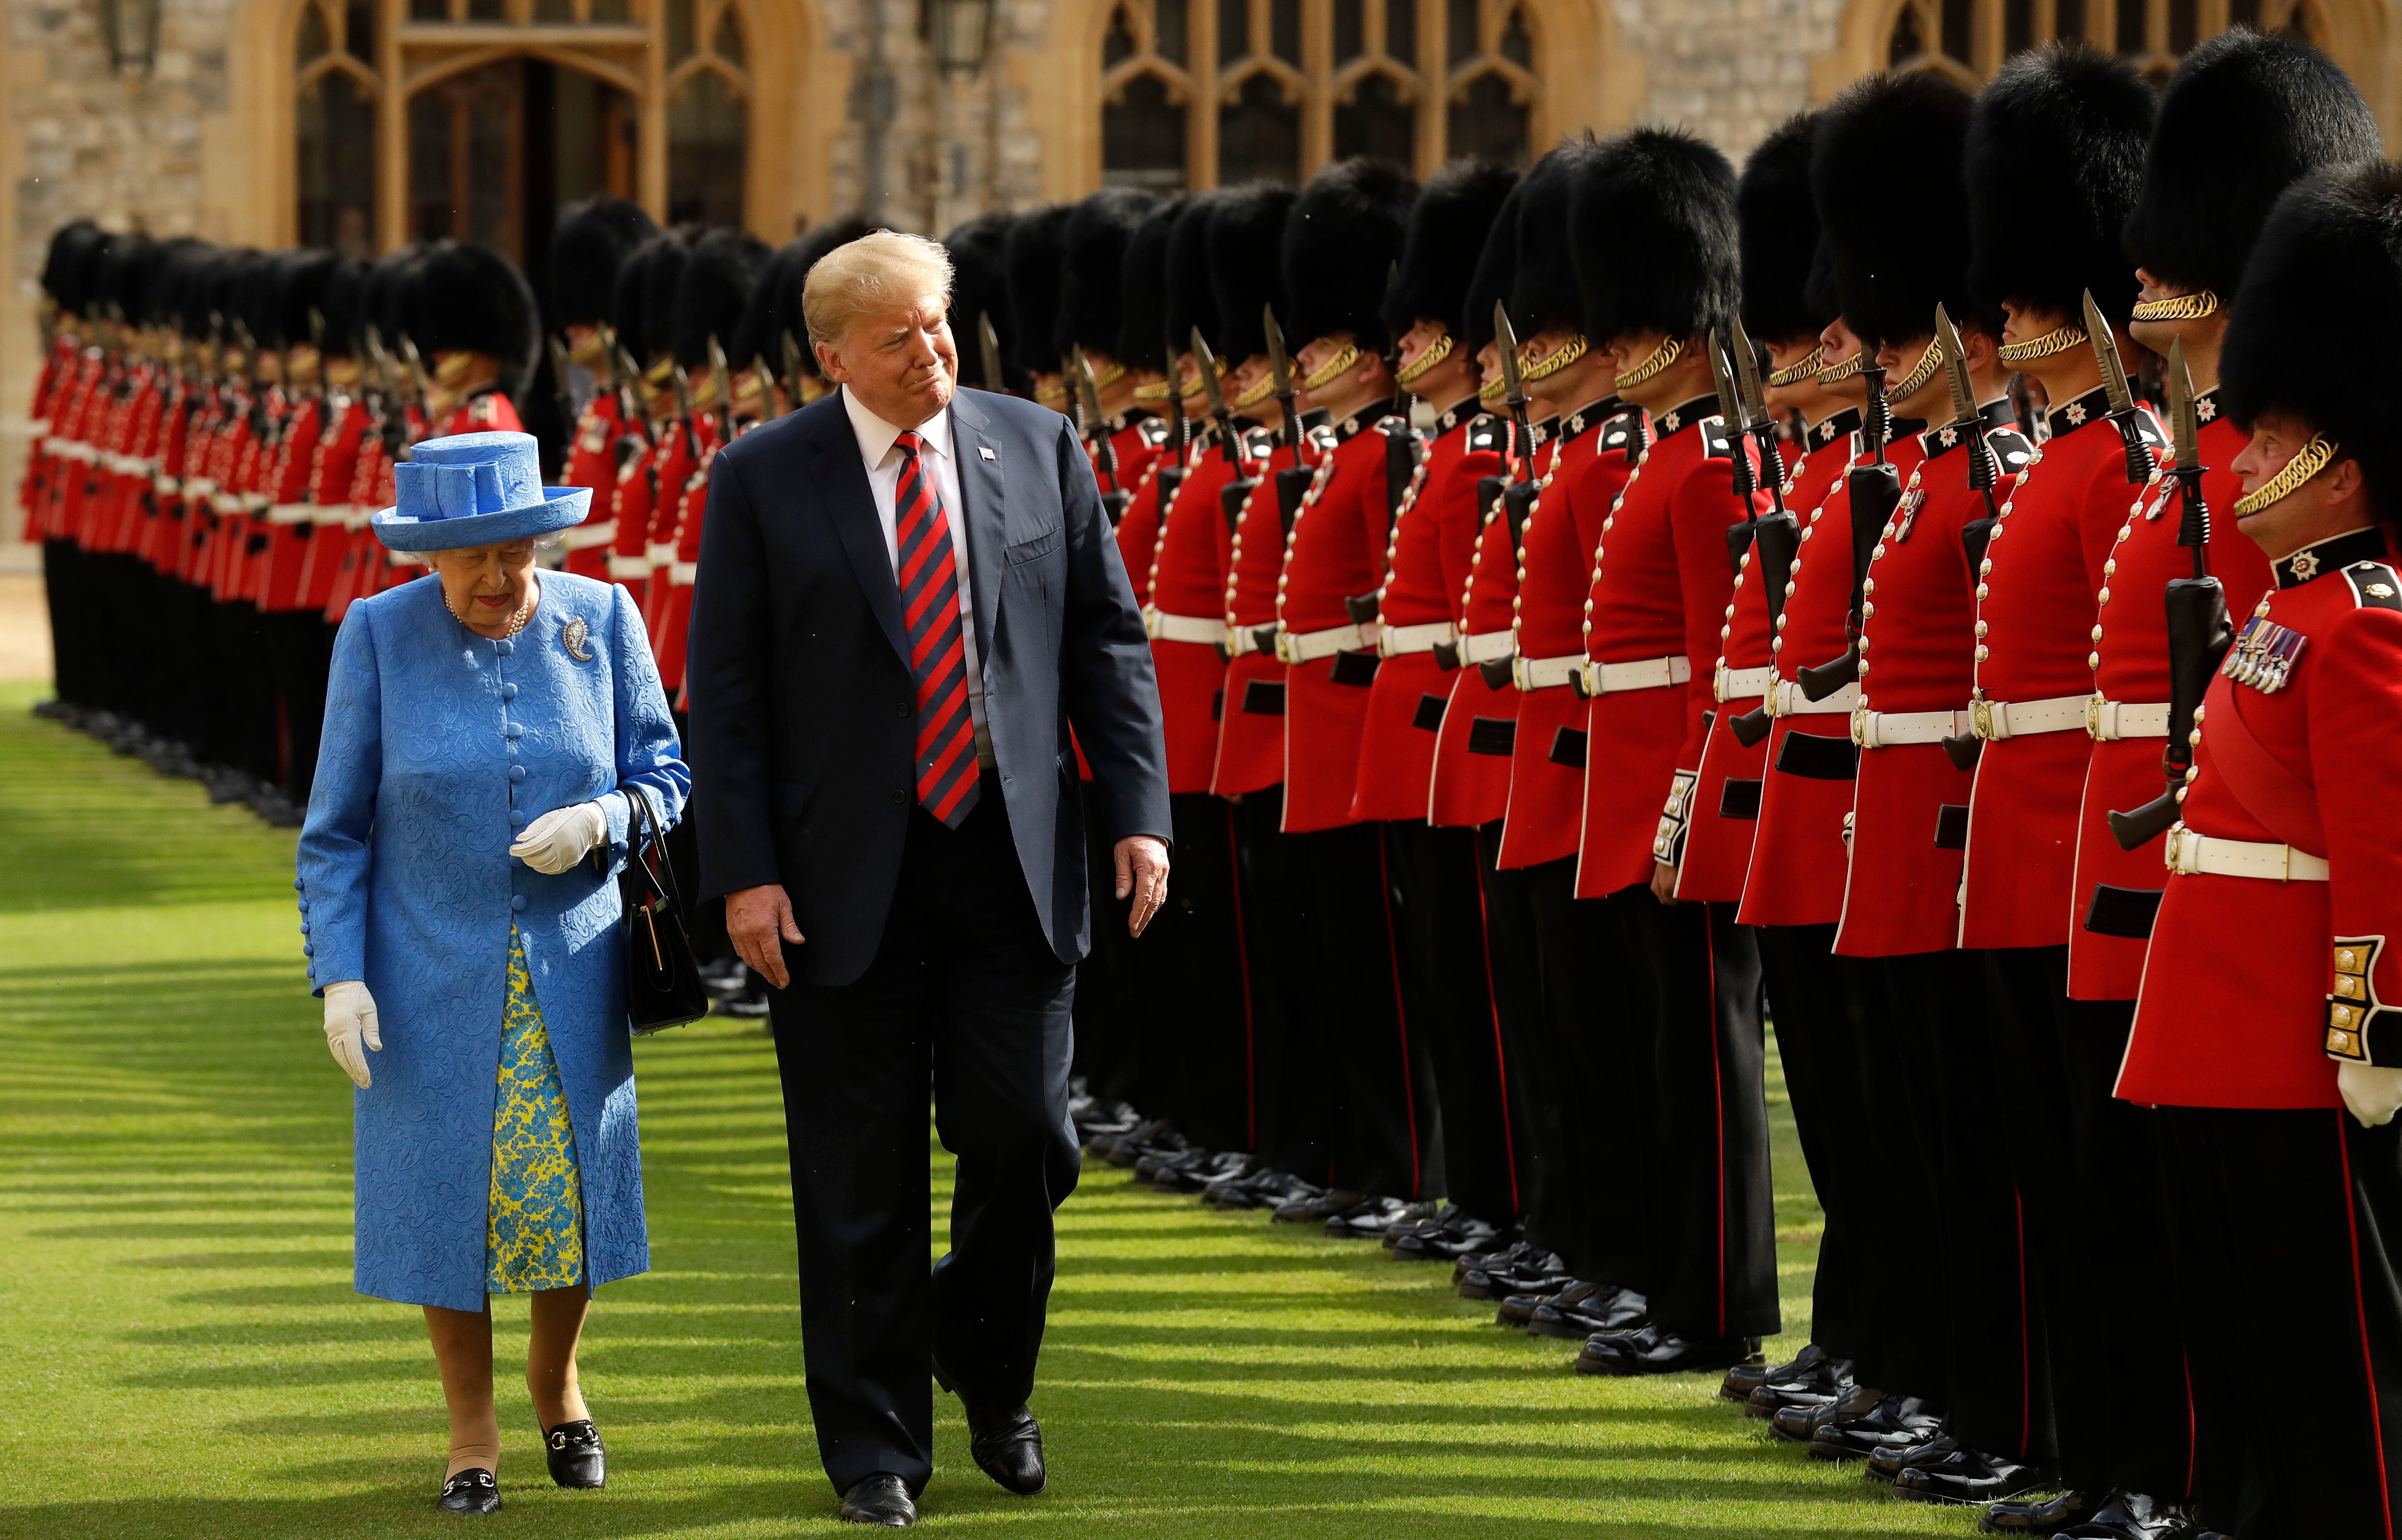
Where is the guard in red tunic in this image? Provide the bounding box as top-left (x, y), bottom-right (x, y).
top-left (1566, 128), bottom-right (1775, 1379)
top-left (2117, 158), bottom-right (2402, 1537)
top-left (603, 235), bottom-right (683, 621)
top-left (1059, 189), bottom-right (1171, 512)
top-left (548, 198), bottom-right (659, 582)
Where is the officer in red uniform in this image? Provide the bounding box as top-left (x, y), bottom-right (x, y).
top-left (1058, 189), bottom-right (1171, 503)
top-left (1567, 128), bottom-right (1776, 1379)
top-left (549, 198), bottom-right (659, 581)
top-left (603, 235), bottom-right (683, 619)
top-left (2118, 156), bottom-right (2402, 1539)
top-left (254, 250), bottom-right (342, 827)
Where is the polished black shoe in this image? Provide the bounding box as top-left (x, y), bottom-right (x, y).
top-left (1574, 1325), bottom-right (1760, 1377)
top-left (543, 1419), bottom-right (606, 1489)
top-left (1802, 1391), bottom-right (1939, 1462)
top-left (1273, 1187), bottom-right (1364, 1223)
top-left (437, 1468), bottom-right (502, 1515)
top-left (1452, 1238), bottom-right (1545, 1283)
top-left (2052, 1490), bottom-right (2195, 1539)
top-left (1391, 1218), bottom-right (1502, 1261)
top-left (1326, 1195), bottom-right (1430, 1238)
top-left (1529, 1281), bottom-right (1647, 1339)
top-left (1892, 1443), bottom-right (2045, 1505)
top-left (1769, 1379), bottom-right (1881, 1444)
top-left (838, 1473), bottom-right (918, 1526)
top-left (1205, 1168), bottom-right (1318, 1210)
top-left (964, 1403), bottom-right (1047, 1497)
top-left (1871, 1430), bottom-right (1962, 1482)
top-left (1726, 1340), bottom-right (1827, 1400)
top-left (1979, 1490), bottom-right (2095, 1533)
top-left (1491, 1273), bottom-right (1582, 1321)
top-left (1745, 1350), bottom-right (1854, 1420)
top-left (1164, 1150), bottom-right (1262, 1194)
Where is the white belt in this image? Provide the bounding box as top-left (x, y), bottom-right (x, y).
top-left (563, 518), bottom-right (617, 549)
top-left (1376, 619), bottom-right (1450, 658)
top-left (59, 441), bottom-right (98, 463)
top-left (1145, 609), bottom-right (1226, 647)
top-left (1577, 654), bottom-right (1692, 698)
top-left (607, 555), bottom-right (651, 580)
top-left (2165, 823), bottom-right (2328, 882)
top-left (39, 435), bottom-right (67, 457)
top-left (1513, 652), bottom-right (1587, 692)
top-left (309, 504), bottom-right (353, 525)
top-left (1771, 678), bottom-right (1857, 716)
top-left (154, 475), bottom-right (180, 497)
top-left (1853, 706), bottom-right (1971, 748)
top-left (1716, 663), bottom-right (1774, 704)
top-left (1969, 692), bottom-right (2092, 741)
top-left (670, 561), bottom-right (698, 584)
top-left (184, 476), bottom-right (219, 497)
top-left (2087, 696), bottom-right (2171, 741)
top-left (210, 492), bottom-right (243, 515)
top-left (1282, 621), bottom-right (1378, 663)
top-left (1227, 622), bottom-right (1273, 657)
top-left (346, 506), bottom-right (374, 530)
top-left (644, 541), bottom-right (676, 566)
top-left (265, 503), bottom-right (315, 525)
top-left (105, 452), bottom-right (153, 475)
top-left (1461, 630), bottom-right (1513, 665)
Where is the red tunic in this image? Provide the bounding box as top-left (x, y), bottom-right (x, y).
top-left (1961, 388), bottom-right (2164, 949)
top-left (292, 396), bottom-right (367, 612)
top-left (1680, 415), bottom-right (1857, 902)
top-left (608, 429), bottom-right (661, 614)
top-left (1278, 415), bottom-right (1394, 832)
top-left (1573, 398), bottom-right (1746, 900)
top-left (1214, 419), bottom-right (1320, 799)
top-left (1351, 401), bottom-right (1502, 822)
top-left (1836, 407), bottom-right (2031, 957)
top-left (560, 389), bottom-right (629, 581)
top-left (1147, 425), bottom-right (1269, 794)
top-left (2069, 401), bottom-right (2272, 999)
top-left (1429, 415), bottom-right (1557, 829)
top-left (2119, 531), bottom-right (2402, 1109)
top-left (1498, 405), bottom-right (1642, 870)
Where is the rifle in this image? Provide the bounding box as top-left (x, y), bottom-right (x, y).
top-left (978, 312), bottom-right (1009, 395)
top-left (1936, 303), bottom-right (2006, 569)
top-left (2107, 338), bottom-right (2230, 850)
top-left (1262, 306), bottom-right (1315, 539)
top-left (2084, 289), bottom-right (2158, 486)
top-left (548, 332), bottom-right (578, 445)
top-left (1075, 345), bottom-right (1131, 525)
top-left (1193, 327), bottom-right (1245, 471)
top-left (1795, 356), bottom-right (1899, 702)
top-left (1709, 330), bottom-right (1760, 574)
top-left (1723, 322), bottom-right (1802, 748)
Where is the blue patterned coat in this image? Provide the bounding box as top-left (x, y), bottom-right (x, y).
top-left (297, 572), bottom-right (690, 1310)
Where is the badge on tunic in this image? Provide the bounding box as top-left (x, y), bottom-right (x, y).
top-left (2222, 613), bottom-right (2304, 692)
top-left (1892, 486), bottom-right (1927, 542)
top-left (562, 614), bottom-right (593, 662)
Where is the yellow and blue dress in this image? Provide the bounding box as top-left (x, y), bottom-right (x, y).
top-left (487, 927), bottom-right (585, 1294)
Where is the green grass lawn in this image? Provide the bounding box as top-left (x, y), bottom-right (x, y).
top-left (0, 677), bottom-right (1978, 1537)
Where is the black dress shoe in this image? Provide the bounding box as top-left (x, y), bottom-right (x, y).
top-left (1452, 1239), bottom-right (1545, 1282)
top-left (2052, 1490), bottom-right (2194, 1539)
top-left (1892, 1443), bottom-right (2045, 1504)
top-left (1326, 1196), bottom-right (1430, 1238)
top-left (964, 1403), bottom-right (1047, 1496)
top-left (1770, 1379), bottom-right (1881, 1444)
top-left (1980, 1490), bottom-right (2095, 1533)
top-left (1727, 1340), bottom-right (1825, 1403)
top-left (1163, 1150), bottom-right (1261, 1194)
top-left (1871, 1430), bottom-right (1961, 1482)
top-left (437, 1468), bottom-right (502, 1515)
top-left (543, 1419), bottom-right (606, 1489)
top-left (1529, 1282), bottom-right (1647, 1339)
top-left (1574, 1325), bottom-right (1761, 1376)
top-left (1803, 1391), bottom-right (1940, 1462)
top-left (1391, 1217), bottom-right (1502, 1261)
top-left (1273, 1187), bottom-right (1364, 1223)
top-left (1745, 1352), bottom-right (1853, 1420)
top-left (839, 1473), bottom-right (917, 1526)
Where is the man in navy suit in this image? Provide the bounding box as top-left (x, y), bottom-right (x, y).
top-left (685, 230), bottom-right (1172, 1527)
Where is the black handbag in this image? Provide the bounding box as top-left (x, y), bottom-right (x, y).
top-left (619, 785), bottom-right (710, 1035)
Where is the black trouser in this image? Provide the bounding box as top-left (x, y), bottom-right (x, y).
top-left (1631, 897), bottom-right (1778, 1343)
top-left (1851, 951), bottom-right (1957, 1406)
top-left (1138, 792), bottom-right (1252, 1151)
top-left (1071, 790), bottom-right (1138, 1102)
top-left (1753, 924), bottom-right (1876, 1362)
top-left (1477, 826), bottom-right (1544, 1233)
top-left (766, 772), bottom-right (1080, 1498)
top-left (1230, 788), bottom-right (1320, 1177)
top-left (2158, 1106), bottom-right (2402, 1538)
top-left (267, 610), bottom-right (336, 800)
top-left (42, 540), bottom-right (81, 705)
top-left (1385, 820), bottom-right (1523, 1223)
top-left (1525, 859), bottom-right (1655, 1284)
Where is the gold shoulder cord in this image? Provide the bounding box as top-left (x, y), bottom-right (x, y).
top-left (2231, 434), bottom-right (2336, 517)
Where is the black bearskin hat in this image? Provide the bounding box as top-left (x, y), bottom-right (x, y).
top-left (94, 233), bottom-right (152, 329)
top-left (1740, 111), bottom-right (1831, 346)
top-left (2222, 162), bottom-right (2402, 521)
top-left (635, 235), bottom-right (691, 362)
top-left (1812, 72), bottom-right (1978, 349)
top-left (1207, 181), bottom-right (1297, 360)
top-left (1965, 43), bottom-right (2155, 323)
top-left (1384, 159), bottom-right (1518, 343)
top-left (550, 198), bottom-right (658, 330)
top-left (1165, 192), bottom-right (1227, 360)
top-left (1509, 142), bottom-right (1597, 340)
top-left (140, 238), bottom-right (205, 332)
top-left (1005, 203), bottom-right (1073, 376)
top-left (1570, 127), bottom-right (1741, 346)
top-left (944, 210), bottom-right (1020, 391)
top-left (40, 220), bottom-right (105, 316)
top-left (318, 257), bottom-right (369, 360)
top-left (179, 246), bottom-right (231, 341)
top-left (1460, 173), bottom-right (1521, 360)
top-left (415, 240), bottom-right (540, 394)
top-left (1116, 197), bottom-right (1183, 373)
top-left (236, 247), bottom-right (289, 350)
top-left (368, 246), bottom-right (428, 355)
top-left (2123, 29), bottom-right (2380, 305)
top-left (1057, 187), bottom-right (1160, 360)
top-left (672, 228), bottom-right (770, 368)
top-left (1282, 158), bottom-right (1416, 353)
top-left (730, 239), bottom-right (808, 375)
top-left (277, 250), bottom-right (340, 353)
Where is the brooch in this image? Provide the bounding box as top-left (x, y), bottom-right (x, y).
top-left (562, 615), bottom-right (594, 662)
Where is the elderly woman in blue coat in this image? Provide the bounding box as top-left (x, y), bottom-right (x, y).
top-left (297, 431), bottom-right (689, 1515)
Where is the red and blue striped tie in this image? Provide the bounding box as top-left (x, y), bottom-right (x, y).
top-left (893, 430), bottom-right (980, 828)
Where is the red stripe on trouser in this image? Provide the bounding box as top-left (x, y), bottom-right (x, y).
top-left (2337, 1112), bottom-right (2397, 1540)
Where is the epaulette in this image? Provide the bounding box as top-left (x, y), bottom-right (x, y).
top-left (1137, 417), bottom-right (1170, 449)
top-left (1306, 422), bottom-right (1339, 454)
top-left (1374, 413), bottom-right (1419, 443)
top-left (1466, 417), bottom-right (1506, 454)
top-left (1241, 425), bottom-right (1277, 457)
top-left (2344, 560), bottom-right (2402, 612)
top-left (1699, 417), bottom-right (1734, 459)
top-left (1598, 412), bottom-right (1643, 459)
top-left (1986, 427), bottom-right (2034, 473)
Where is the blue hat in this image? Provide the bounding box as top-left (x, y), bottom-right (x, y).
top-left (372, 431), bottom-right (591, 552)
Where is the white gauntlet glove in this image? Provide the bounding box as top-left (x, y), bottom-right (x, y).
top-left (510, 799), bottom-right (609, 874)
top-left (2338, 1062), bottom-right (2402, 1130)
top-left (323, 980), bottom-right (382, 1089)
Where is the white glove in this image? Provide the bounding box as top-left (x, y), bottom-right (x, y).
top-left (2339, 1062), bottom-right (2402, 1129)
top-left (323, 980), bottom-right (382, 1089)
top-left (510, 800), bottom-right (609, 875)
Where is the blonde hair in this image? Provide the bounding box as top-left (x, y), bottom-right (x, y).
top-left (803, 230), bottom-right (955, 350)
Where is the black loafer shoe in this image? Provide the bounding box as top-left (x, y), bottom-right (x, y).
top-left (1574, 1325), bottom-right (1760, 1377)
top-left (1980, 1490), bottom-right (2092, 1533)
top-left (438, 1468), bottom-right (502, 1515)
top-left (1498, 1274), bottom-right (1590, 1325)
top-left (1729, 1341), bottom-right (1829, 1404)
top-left (965, 1403), bottom-right (1047, 1497)
top-left (1802, 1391), bottom-right (1939, 1461)
top-left (543, 1419), bottom-right (605, 1489)
top-left (1771, 1380), bottom-right (1882, 1445)
top-left (1273, 1187), bottom-right (1364, 1223)
top-left (2053, 1490), bottom-right (2194, 1539)
top-left (839, 1473), bottom-right (917, 1526)
top-left (1529, 1282), bottom-right (1647, 1339)
top-left (1453, 1240), bottom-right (1547, 1284)
top-left (1892, 1444), bottom-right (2046, 1505)
top-left (1744, 1348), bottom-right (1854, 1419)
top-left (1870, 1431), bottom-right (1959, 1482)
top-left (1392, 1220), bottom-right (1502, 1261)
top-left (1326, 1196), bottom-right (1431, 1238)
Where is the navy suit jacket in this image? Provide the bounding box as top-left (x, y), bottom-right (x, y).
top-left (685, 385), bottom-right (1172, 987)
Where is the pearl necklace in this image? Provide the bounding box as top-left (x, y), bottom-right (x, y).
top-left (446, 586), bottom-right (536, 640)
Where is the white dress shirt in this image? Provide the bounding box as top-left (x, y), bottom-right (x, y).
top-left (841, 386), bottom-right (991, 758)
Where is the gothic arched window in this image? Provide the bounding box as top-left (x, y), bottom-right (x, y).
top-left (294, 0), bottom-right (380, 257)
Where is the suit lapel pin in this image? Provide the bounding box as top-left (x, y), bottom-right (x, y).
top-left (979, 446), bottom-right (996, 461)
top-left (562, 614), bottom-right (593, 662)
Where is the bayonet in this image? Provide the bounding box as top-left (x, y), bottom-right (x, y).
top-left (1938, 305), bottom-right (1977, 429)
top-left (1797, 356), bottom-right (1901, 704)
top-left (1493, 302), bottom-right (1537, 488)
top-left (396, 333), bottom-right (433, 418)
top-left (1193, 326), bottom-right (1241, 468)
top-left (780, 331), bottom-right (807, 417)
top-left (548, 332), bottom-right (577, 441)
top-left (670, 361), bottom-right (693, 420)
top-left (2169, 337), bottom-right (2202, 499)
top-left (978, 311), bottom-right (1007, 395)
top-left (708, 335), bottom-right (734, 432)
top-left (1263, 305), bottom-right (1307, 463)
top-left (1075, 345), bottom-right (1125, 499)
top-left (2084, 288), bottom-right (2157, 484)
